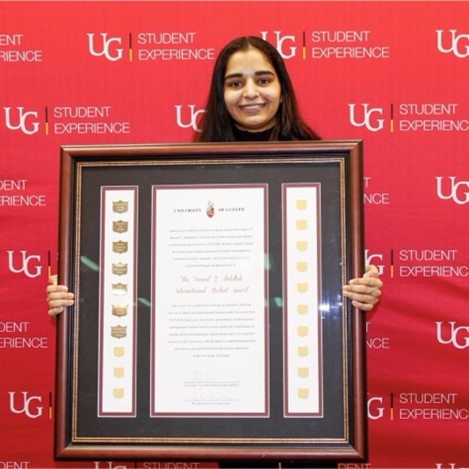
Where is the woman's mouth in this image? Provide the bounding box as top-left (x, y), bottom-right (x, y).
top-left (240, 103), bottom-right (264, 112)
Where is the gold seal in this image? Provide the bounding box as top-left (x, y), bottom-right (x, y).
top-left (296, 199), bottom-right (307, 210)
top-left (112, 304), bottom-right (128, 317)
top-left (113, 367), bottom-right (125, 378)
top-left (113, 200), bottom-right (128, 213)
top-left (112, 240), bottom-right (128, 254)
top-left (112, 262), bottom-right (128, 276)
top-left (297, 282), bottom-right (308, 294)
top-left (112, 283), bottom-right (128, 295)
top-left (111, 325), bottom-right (127, 339)
top-left (113, 388), bottom-right (124, 399)
top-left (296, 240), bottom-right (308, 251)
top-left (296, 220), bottom-right (308, 231)
top-left (113, 220), bottom-right (128, 233)
top-left (296, 262), bottom-right (308, 272)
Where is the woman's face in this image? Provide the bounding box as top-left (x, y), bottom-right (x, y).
top-left (223, 48), bottom-right (281, 132)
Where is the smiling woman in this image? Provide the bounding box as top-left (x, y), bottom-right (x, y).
top-left (223, 48), bottom-right (282, 132)
top-left (194, 36), bottom-right (320, 142)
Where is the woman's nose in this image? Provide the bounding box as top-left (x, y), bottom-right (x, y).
top-left (243, 79), bottom-right (259, 98)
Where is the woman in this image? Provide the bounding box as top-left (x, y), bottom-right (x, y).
top-left (47, 36), bottom-right (382, 316)
top-left (195, 35), bottom-right (320, 142)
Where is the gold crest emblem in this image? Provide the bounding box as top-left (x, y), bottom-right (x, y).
top-left (296, 199), bottom-right (307, 210)
top-left (113, 220), bottom-right (128, 233)
top-left (113, 367), bottom-right (125, 378)
top-left (112, 262), bottom-right (128, 276)
top-left (296, 220), bottom-right (308, 231)
top-left (111, 325), bottom-right (127, 339)
top-left (112, 200), bottom-right (128, 213)
top-left (112, 283), bottom-right (128, 295)
top-left (112, 240), bottom-right (128, 254)
top-left (297, 304), bottom-right (308, 315)
top-left (296, 240), bottom-right (308, 251)
top-left (113, 388), bottom-right (124, 399)
top-left (112, 304), bottom-right (128, 317)
top-left (297, 282), bottom-right (308, 293)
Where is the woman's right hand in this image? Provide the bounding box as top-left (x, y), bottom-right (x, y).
top-left (47, 274), bottom-right (75, 317)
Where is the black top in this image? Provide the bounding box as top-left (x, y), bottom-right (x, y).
top-left (233, 127), bottom-right (273, 141)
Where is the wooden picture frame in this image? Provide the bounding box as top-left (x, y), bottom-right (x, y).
top-left (54, 140), bottom-right (366, 462)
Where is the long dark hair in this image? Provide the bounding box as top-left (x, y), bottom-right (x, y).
top-left (195, 36), bottom-right (320, 142)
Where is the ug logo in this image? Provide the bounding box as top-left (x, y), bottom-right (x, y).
top-left (348, 104), bottom-right (385, 132)
top-left (436, 29), bottom-right (469, 58)
top-left (435, 321), bottom-right (469, 350)
top-left (367, 396), bottom-right (385, 420)
top-left (365, 249), bottom-right (385, 276)
top-left (3, 107), bottom-right (40, 135)
top-left (87, 33), bottom-right (124, 61)
top-left (8, 391), bottom-right (43, 419)
top-left (175, 104), bottom-right (205, 132)
top-left (260, 31), bottom-right (297, 59)
top-left (436, 176), bottom-right (469, 205)
top-left (6, 250), bottom-right (43, 278)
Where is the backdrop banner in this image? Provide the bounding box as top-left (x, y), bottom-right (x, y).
top-left (1, 2), bottom-right (468, 468)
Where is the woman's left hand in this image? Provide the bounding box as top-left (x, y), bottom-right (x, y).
top-left (342, 264), bottom-right (383, 312)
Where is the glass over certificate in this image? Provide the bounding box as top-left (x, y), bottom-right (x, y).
top-left (151, 184), bottom-right (269, 417)
top-left (56, 141), bottom-right (367, 461)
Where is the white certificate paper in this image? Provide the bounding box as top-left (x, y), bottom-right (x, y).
top-left (151, 184), bottom-right (268, 416)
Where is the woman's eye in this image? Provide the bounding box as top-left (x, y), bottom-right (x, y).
top-left (257, 77), bottom-right (271, 85)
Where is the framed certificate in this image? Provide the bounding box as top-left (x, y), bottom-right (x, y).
top-left (54, 141), bottom-right (366, 462)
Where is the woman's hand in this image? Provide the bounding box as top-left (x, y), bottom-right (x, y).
top-left (46, 274), bottom-right (75, 317)
top-left (342, 264), bottom-right (383, 312)
top-left (46, 266), bottom-right (382, 316)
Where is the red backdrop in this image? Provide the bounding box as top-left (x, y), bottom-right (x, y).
top-left (1, 2), bottom-right (469, 468)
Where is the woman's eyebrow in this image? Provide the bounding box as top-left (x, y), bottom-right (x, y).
top-left (224, 70), bottom-right (275, 80)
